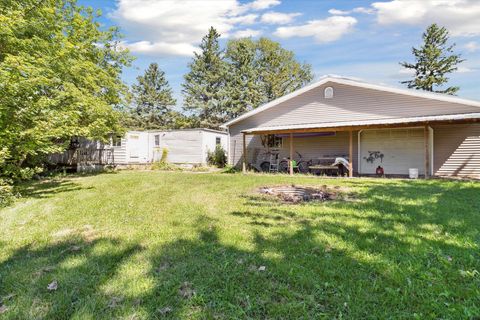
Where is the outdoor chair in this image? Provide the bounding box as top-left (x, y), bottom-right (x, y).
top-left (269, 153), bottom-right (279, 172)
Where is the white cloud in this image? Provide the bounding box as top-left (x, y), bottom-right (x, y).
top-left (112, 0), bottom-right (278, 56)
top-left (232, 29), bottom-right (262, 38)
top-left (352, 7), bottom-right (374, 14)
top-left (123, 41), bottom-right (199, 57)
top-left (371, 0), bottom-right (480, 36)
top-left (328, 7), bottom-right (374, 15)
top-left (465, 41), bottom-right (479, 52)
top-left (260, 11), bottom-right (301, 24)
top-left (248, 0), bottom-right (280, 11)
top-left (229, 14), bottom-right (258, 25)
top-left (328, 9), bottom-right (350, 15)
top-left (457, 66), bottom-right (474, 73)
top-left (274, 16), bottom-right (357, 43)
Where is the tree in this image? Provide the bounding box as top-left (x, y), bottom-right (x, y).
top-left (224, 37), bottom-right (313, 119)
top-left (0, 0), bottom-right (131, 181)
top-left (400, 24), bottom-right (464, 95)
top-left (255, 37), bottom-right (313, 101)
top-left (224, 38), bottom-right (263, 119)
top-left (182, 27), bottom-right (228, 129)
top-left (130, 63), bottom-right (176, 129)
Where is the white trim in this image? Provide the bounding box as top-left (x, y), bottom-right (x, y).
top-left (222, 75), bottom-right (480, 128)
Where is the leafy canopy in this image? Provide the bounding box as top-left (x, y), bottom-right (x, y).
top-left (183, 27), bottom-right (313, 129)
top-left (225, 37), bottom-right (312, 119)
top-left (0, 0), bottom-right (132, 180)
top-left (400, 24), bottom-right (464, 95)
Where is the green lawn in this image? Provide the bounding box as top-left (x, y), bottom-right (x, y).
top-left (0, 171), bottom-right (479, 319)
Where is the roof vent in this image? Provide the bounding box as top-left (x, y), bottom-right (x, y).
top-left (324, 87), bottom-right (334, 99)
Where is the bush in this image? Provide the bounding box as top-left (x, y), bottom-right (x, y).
top-left (0, 179), bottom-right (15, 207)
top-left (151, 148), bottom-right (181, 171)
top-left (207, 145), bottom-right (227, 168)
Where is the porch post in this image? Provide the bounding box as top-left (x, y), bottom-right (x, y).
top-left (242, 133), bottom-right (247, 173)
top-left (349, 130), bottom-right (353, 177)
top-left (289, 132), bottom-right (293, 176)
top-left (424, 125), bottom-right (429, 179)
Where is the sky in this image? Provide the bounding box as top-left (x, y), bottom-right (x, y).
top-left (79, 0), bottom-right (480, 104)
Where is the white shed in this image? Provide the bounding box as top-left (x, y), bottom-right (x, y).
top-left (111, 129), bottom-right (227, 165)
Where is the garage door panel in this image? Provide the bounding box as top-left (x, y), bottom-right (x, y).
top-left (360, 128), bottom-right (425, 175)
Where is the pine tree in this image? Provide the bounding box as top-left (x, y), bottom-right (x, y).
top-left (400, 24), bottom-right (464, 95)
top-left (182, 27), bottom-right (227, 129)
top-left (131, 63), bottom-right (176, 129)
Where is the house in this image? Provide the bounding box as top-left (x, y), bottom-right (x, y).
top-left (50, 129), bottom-right (227, 171)
top-left (222, 75), bottom-right (480, 178)
top-left (111, 129), bottom-right (227, 166)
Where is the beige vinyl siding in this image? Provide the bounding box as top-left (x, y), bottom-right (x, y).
top-left (433, 123), bottom-right (480, 178)
top-left (235, 82), bottom-right (480, 129)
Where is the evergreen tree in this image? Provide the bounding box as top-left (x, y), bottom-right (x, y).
top-left (131, 63), bottom-right (176, 129)
top-left (182, 27), bottom-right (227, 129)
top-left (400, 24), bottom-right (464, 95)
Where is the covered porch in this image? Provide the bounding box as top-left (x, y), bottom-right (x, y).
top-left (240, 114), bottom-right (480, 178)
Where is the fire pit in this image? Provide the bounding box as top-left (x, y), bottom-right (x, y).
top-left (258, 185), bottom-right (336, 203)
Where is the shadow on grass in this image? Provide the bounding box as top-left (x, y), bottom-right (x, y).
top-left (0, 237), bottom-right (142, 319)
top-left (14, 179), bottom-right (92, 199)
top-left (138, 178), bottom-right (480, 318)
top-left (1, 180), bottom-right (479, 319)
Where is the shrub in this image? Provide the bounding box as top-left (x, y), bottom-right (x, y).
top-left (207, 145), bottom-right (227, 168)
top-left (151, 148), bottom-right (180, 171)
top-left (160, 148), bottom-right (168, 163)
top-left (0, 178), bottom-right (15, 207)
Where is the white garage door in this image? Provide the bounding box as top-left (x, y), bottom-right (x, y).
top-left (360, 128), bottom-right (425, 175)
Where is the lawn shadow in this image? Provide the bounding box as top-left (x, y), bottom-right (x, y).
top-left (0, 236), bottom-right (142, 319)
top-left (14, 178), bottom-right (94, 200)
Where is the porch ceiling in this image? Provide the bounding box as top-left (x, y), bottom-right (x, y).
top-left (241, 112), bottom-right (480, 134)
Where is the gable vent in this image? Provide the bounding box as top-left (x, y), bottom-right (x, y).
top-left (324, 86), bottom-right (334, 99)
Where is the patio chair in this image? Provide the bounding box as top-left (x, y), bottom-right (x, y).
top-left (269, 153), bottom-right (279, 172)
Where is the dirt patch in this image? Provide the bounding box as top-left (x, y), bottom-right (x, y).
top-left (258, 185), bottom-right (343, 203)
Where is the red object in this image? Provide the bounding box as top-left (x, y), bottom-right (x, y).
top-left (376, 166), bottom-right (384, 176)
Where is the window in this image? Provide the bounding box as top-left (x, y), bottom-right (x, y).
top-left (154, 134), bottom-right (160, 147)
top-left (111, 135), bottom-right (122, 147)
top-left (215, 137), bottom-right (221, 145)
top-left (265, 134), bottom-right (282, 148)
top-left (324, 86), bottom-right (334, 99)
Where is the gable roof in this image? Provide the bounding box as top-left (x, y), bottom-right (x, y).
top-left (221, 75), bottom-right (480, 128)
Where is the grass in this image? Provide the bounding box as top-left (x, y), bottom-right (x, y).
top-left (0, 171), bottom-right (479, 319)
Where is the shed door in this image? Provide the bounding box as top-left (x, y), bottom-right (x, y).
top-left (360, 128), bottom-right (425, 175)
top-left (128, 134), bottom-right (140, 160)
